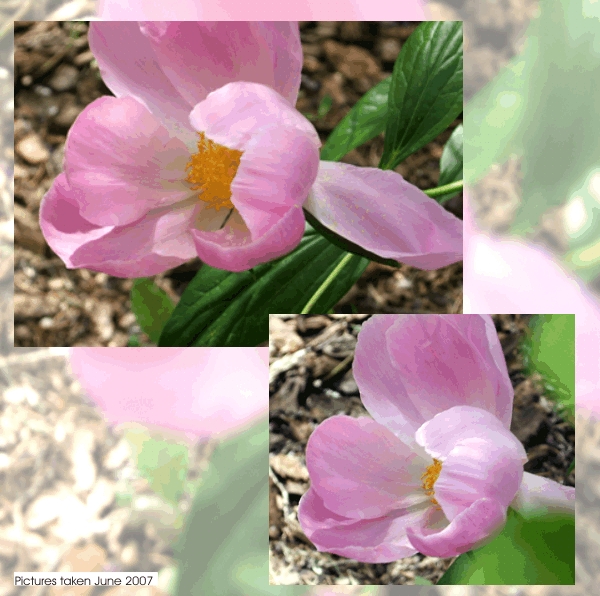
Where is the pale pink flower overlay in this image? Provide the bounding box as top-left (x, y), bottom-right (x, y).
top-left (97, 0), bottom-right (427, 20)
top-left (39, 21), bottom-right (461, 276)
top-left (463, 194), bottom-right (600, 421)
top-left (298, 315), bottom-right (574, 562)
top-left (68, 347), bottom-right (268, 439)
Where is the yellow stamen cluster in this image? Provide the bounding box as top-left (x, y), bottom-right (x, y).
top-left (185, 132), bottom-right (243, 211)
top-left (421, 458), bottom-right (443, 510)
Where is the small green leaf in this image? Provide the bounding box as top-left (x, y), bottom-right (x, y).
top-left (320, 77), bottom-right (391, 162)
top-left (437, 507), bottom-right (574, 584)
top-left (130, 278), bottom-right (175, 344)
top-left (414, 576), bottom-right (433, 585)
top-left (317, 94), bottom-right (333, 119)
top-left (158, 226), bottom-right (368, 346)
top-left (437, 124), bottom-right (463, 203)
top-left (522, 314), bottom-right (575, 424)
top-left (379, 21), bottom-right (463, 171)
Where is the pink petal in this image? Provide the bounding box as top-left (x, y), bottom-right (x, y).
top-left (69, 348), bottom-right (268, 439)
top-left (63, 96), bottom-right (191, 227)
top-left (298, 488), bottom-right (433, 563)
top-left (88, 23), bottom-right (197, 141)
top-left (138, 22), bottom-right (303, 108)
top-left (40, 173), bottom-right (198, 278)
top-left (96, 0), bottom-right (427, 20)
top-left (353, 315), bottom-right (515, 446)
top-left (304, 415), bottom-right (430, 519)
top-left (406, 497), bottom-right (507, 558)
top-left (187, 82), bottom-right (320, 271)
top-left (304, 161), bottom-right (462, 270)
top-left (415, 406), bottom-right (527, 520)
top-left (510, 471), bottom-right (575, 516)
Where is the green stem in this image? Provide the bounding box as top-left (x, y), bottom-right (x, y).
top-left (301, 252), bottom-right (354, 314)
top-left (424, 179), bottom-right (463, 200)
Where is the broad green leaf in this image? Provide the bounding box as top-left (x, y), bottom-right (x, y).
top-left (379, 21), bottom-right (463, 171)
top-left (158, 226), bottom-right (368, 346)
top-left (124, 428), bottom-right (188, 506)
top-left (437, 124), bottom-right (463, 203)
top-left (131, 278), bottom-right (175, 344)
top-left (522, 314), bottom-right (575, 424)
top-left (320, 77), bottom-right (391, 162)
top-left (174, 420), bottom-right (311, 596)
top-left (437, 507), bottom-right (574, 585)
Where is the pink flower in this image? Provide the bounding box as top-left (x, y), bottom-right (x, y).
top-left (39, 22), bottom-right (461, 276)
top-left (463, 194), bottom-right (600, 421)
top-left (68, 347), bottom-right (267, 439)
top-left (96, 0), bottom-right (427, 20)
top-left (297, 315), bottom-right (574, 562)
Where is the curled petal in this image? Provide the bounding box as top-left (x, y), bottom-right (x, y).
top-left (304, 161), bottom-right (462, 270)
top-left (188, 82), bottom-right (320, 271)
top-left (406, 497), bottom-right (507, 558)
top-left (416, 406), bottom-right (527, 520)
top-left (510, 471), bottom-right (575, 517)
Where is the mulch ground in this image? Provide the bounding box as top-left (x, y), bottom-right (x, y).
top-left (268, 314), bottom-right (575, 586)
top-left (13, 20), bottom-right (462, 347)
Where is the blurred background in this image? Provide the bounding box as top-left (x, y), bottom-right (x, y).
top-left (1, 0), bottom-right (599, 595)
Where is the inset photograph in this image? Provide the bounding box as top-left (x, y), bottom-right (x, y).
top-left (269, 314), bottom-right (575, 585)
top-left (14, 21), bottom-right (462, 347)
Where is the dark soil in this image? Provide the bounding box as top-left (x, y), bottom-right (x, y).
top-left (13, 21), bottom-right (462, 347)
top-left (268, 314), bottom-right (575, 586)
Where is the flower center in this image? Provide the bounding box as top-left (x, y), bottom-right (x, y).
top-left (421, 458), bottom-right (442, 508)
top-left (185, 132), bottom-right (243, 211)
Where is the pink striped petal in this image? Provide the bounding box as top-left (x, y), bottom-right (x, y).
top-left (298, 488), bottom-right (434, 563)
top-left (138, 22), bottom-right (303, 108)
top-left (304, 415), bottom-right (430, 519)
top-left (63, 96), bottom-right (191, 228)
top-left (305, 161), bottom-right (462, 270)
top-left (353, 315), bottom-right (515, 446)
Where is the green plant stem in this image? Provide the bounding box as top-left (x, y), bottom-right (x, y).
top-left (424, 179), bottom-right (463, 200)
top-left (301, 252), bottom-right (354, 314)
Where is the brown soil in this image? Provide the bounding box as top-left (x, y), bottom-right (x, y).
top-left (13, 21), bottom-right (462, 347)
top-left (268, 314), bottom-right (575, 586)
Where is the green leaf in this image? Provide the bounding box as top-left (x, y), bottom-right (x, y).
top-left (414, 576), bottom-right (433, 585)
top-left (130, 278), bottom-right (175, 344)
top-left (464, 39), bottom-right (534, 185)
top-left (379, 21), bottom-right (463, 171)
top-left (437, 124), bottom-right (463, 203)
top-left (174, 420), bottom-right (312, 596)
top-left (158, 226), bottom-right (368, 346)
top-left (522, 314), bottom-right (575, 424)
top-left (319, 77), bottom-right (391, 162)
top-left (437, 507), bottom-right (574, 584)
top-left (317, 94), bottom-right (333, 119)
top-left (124, 428), bottom-right (188, 506)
